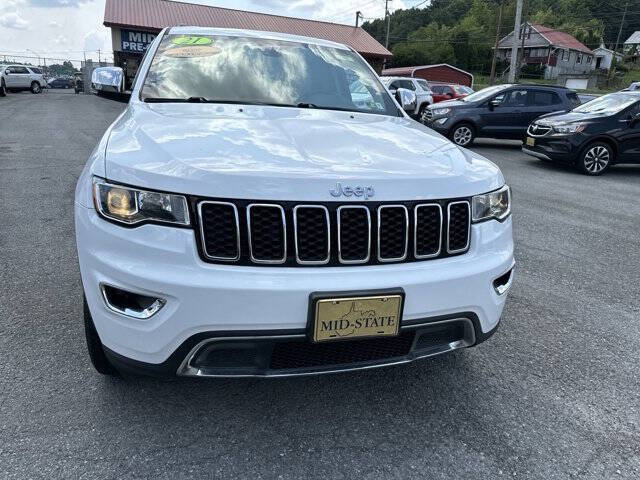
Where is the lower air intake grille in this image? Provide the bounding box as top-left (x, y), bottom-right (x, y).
top-left (269, 331), bottom-right (416, 370)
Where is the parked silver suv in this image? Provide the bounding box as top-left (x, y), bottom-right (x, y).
top-left (0, 65), bottom-right (47, 94)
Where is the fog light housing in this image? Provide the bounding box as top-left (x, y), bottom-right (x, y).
top-left (100, 284), bottom-right (165, 319)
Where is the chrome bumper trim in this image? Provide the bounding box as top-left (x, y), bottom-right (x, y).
top-left (522, 147), bottom-right (552, 161)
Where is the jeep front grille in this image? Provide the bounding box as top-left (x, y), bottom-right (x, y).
top-left (196, 198), bottom-right (470, 267)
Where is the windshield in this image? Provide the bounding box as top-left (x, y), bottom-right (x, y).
top-left (455, 85), bottom-right (473, 95)
top-left (140, 34), bottom-right (398, 116)
top-left (416, 79), bottom-right (431, 92)
top-left (460, 84), bottom-right (510, 103)
top-left (573, 93), bottom-right (639, 114)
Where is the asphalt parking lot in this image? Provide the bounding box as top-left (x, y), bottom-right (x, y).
top-left (1, 90), bottom-right (639, 479)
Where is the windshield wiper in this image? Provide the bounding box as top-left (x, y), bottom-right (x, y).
top-left (143, 96), bottom-right (211, 103)
top-left (297, 103), bottom-right (360, 113)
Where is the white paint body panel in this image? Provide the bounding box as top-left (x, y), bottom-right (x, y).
top-left (76, 204), bottom-right (513, 364)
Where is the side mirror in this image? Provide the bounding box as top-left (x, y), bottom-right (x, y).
top-left (445, 92), bottom-right (454, 98)
top-left (488, 100), bottom-right (500, 111)
top-left (395, 88), bottom-right (417, 113)
top-left (630, 112), bottom-right (640, 127)
top-left (5, 69), bottom-right (10, 75)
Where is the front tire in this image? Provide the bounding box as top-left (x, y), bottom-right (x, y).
top-left (30, 81), bottom-right (41, 94)
top-left (451, 123), bottom-right (475, 147)
top-left (84, 296), bottom-right (119, 376)
top-left (577, 142), bottom-right (613, 176)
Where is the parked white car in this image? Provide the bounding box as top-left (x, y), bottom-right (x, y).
top-left (0, 64), bottom-right (46, 93)
top-left (0, 67), bottom-right (6, 97)
top-left (381, 76), bottom-right (434, 119)
top-left (75, 27), bottom-right (514, 379)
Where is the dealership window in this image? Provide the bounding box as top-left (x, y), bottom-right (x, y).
top-left (586, 55), bottom-right (592, 64)
top-left (576, 53), bottom-right (582, 64)
top-left (562, 49), bottom-right (569, 61)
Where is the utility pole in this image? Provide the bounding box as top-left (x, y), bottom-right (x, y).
top-left (615, 1), bottom-right (628, 53)
top-left (98, 49), bottom-right (101, 64)
top-left (518, 9), bottom-right (528, 82)
top-left (489, 2), bottom-right (505, 85)
top-left (508, 0), bottom-right (523, 83)
top-left (355, 11), bottom-right (362, 27)
top-left (383, 0), bottom-right (392, 68)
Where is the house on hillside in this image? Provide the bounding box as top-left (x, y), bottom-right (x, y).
top-left (624, 31), bottom-right (640, 61)
top-left (496, 23), bottom-right (595, 80)
top-left (592, 44), bottom-right (623, 70)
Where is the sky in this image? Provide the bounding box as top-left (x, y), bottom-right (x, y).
top-left (0, 0), bottom-right (412, 66)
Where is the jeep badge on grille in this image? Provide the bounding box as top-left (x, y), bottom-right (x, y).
top-left (329, 182), bottom-right (374, 200)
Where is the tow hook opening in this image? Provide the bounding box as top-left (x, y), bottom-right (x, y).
top-left (493, 268), bottom-right (514, 295)
top-left (100, 284), bottom-right (165, 319)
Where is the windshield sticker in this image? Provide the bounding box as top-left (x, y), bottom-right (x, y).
top-left (171, 36), bottom-right (213, 46)
top-left (163, 45), bottom-right (221, 58)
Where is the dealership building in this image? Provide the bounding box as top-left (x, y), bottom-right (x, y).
top-left (103, 0), bottom-right (392, 90)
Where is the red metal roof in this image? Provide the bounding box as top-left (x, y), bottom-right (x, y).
top-left (104, 0), bottom-right (391, 58)
top-left (382, 64), bottom-right (473, 83)
top-left (531, 24), bottom-right (593, 55)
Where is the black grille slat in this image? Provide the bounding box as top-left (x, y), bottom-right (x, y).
top-left (448, 202), bottom-right (470, 253)
top-left (295, 206), bottom-right (329, 263)
top-left (415, 204), bottom-right (442, 258)
top-left (269, 331), bottom-right (416, 370)
top-left (378, 206), bottom-right (408, 261)
top-left (338, 207), bottom-right (370, 263)
top-left (248, 205), bottom-right (286, 263)
top-left (199, 202), bottom-right (239, 260)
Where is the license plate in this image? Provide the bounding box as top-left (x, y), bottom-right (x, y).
top-left (526, 137), bottom-right (535, 147)
top-left (310, 292), bottom-right (404, 343)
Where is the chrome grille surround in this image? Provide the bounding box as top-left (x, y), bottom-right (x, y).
top-left (446, 201), bottom-right (471, 254)
top-left (377, 205), bottom-right (409, 262)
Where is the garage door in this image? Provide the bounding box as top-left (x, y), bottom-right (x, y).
top-left (564, 78), bottom-right (589, 90)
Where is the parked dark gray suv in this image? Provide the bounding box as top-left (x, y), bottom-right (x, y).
top-left (422, 84), bottom-right (581, 147)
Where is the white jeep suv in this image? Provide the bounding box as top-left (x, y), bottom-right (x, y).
top-left (0, 64), bottom-right (47, 93)
top-left (75, 27), bottom-right (514, 378)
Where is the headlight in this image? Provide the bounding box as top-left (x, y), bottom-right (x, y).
top-left (472, 185), bottom-right (511, 222)
top-left (432, 107), bottom-right (451, 116)
top-left (552, 123), bottom-right (586, 135)
top-left (93, 178), bottom-right (190, 226)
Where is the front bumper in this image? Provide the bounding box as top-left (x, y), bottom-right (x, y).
top-left (76, 203), bottom-right (514, 369)
top-left (103, 313), bottom-right (500, 378)
top-left (522, 136), bottom-right (580, 163)
top-left (423, 118), bottom-right (451, 134)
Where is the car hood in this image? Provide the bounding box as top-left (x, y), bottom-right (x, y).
top-left (430, 99), bottom-right (467, 108)
top-left (103, 103), bottom-right (503, 201)
top-left (535, 111), bottom-right (604, 124)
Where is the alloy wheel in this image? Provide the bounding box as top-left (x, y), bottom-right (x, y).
top-left (583, 145), bottom-right (610, 174)
top-left (453, 126), bottom-right (473, 146)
